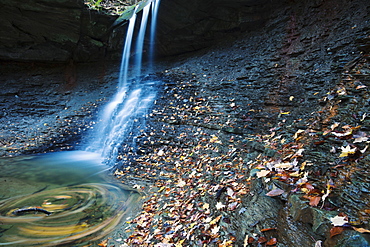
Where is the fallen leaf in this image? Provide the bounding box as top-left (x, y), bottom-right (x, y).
top-left (228, 202), bottom-right (239, 211)
top-left (98, 239), bottom-right (108, 247)
top-left (211, 225), bottom-right (220, 235)
top-left (274, 163), bottom-right (293, 169)
top-left (266, 189), bottom-right (284, 197)
top-left (315, 240), bottom-right (322, 247)
top-left (227, 187), bottom-right (235, 197)
top-left (257, 236), bottom-right (268, 243)
top-left (243, 235), bottom-right (249, 247)
top-left (294, 129), bottom-right (305, 139)
top-left (216, 202), bottom-right (226, 210)
top-left (177, 180), bottom-right (186, 187)
top-left (353, 132), bottom-right (368, 143)
top-left (352, 226), bottom-right (370, 233)
top-left (261, 227), bottom-right (277, 232)
top-left (266, 238), bottom-right (277, 245)
top-left (339, 145), bottom-right (357, 157)
top-left (257, 170), bottom-right (270, 178)
top-left (210, 215), bottom-right (222, 225)
top-left (309, 196), bottom-right (321, 207)
top-left (330, 215), bottom-right (348, 226)
top-left (330, 226), bottom-right (344, 238)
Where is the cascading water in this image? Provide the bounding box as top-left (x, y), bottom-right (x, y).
top-left (149, 0), bottom-right (161, 71)
top-left (87, 0), bottom-right (161, 166)
top-left (134, 3), bottom-right (151, 77)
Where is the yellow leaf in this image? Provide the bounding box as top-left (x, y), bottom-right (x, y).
top-left (339, 145), bottom-right (356, 157)
top-left (175, 239), bottom-right (186, 247)
top-left (210, 215), bottom-right (222, 225)
top-left (280, 111), bottom-right (290, 115)
top-left (352, 226), bottom-right (370, 233)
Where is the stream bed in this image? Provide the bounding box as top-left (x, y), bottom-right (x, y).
top-left (0, 151), bottom-right (140, 246)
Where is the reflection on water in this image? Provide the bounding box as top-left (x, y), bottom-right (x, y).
top-left (0, 151), bottom-right (139, 246)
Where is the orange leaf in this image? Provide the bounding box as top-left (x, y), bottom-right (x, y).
top-left (258, 236), bottom-right (268, 243)
top-left (261, 228), bottom-right (277, 232)
top-left (352, 226), bottom-right (370, 233)
top-left (266, 238), bottom-right (277, 245)
top-left (98, 239), bottom-right (108, 247)
top-left (248, 237), bottom-right (255, 244)
top-left (309, 196), bottom-right (321, 207)
top-left (330, 226), bottom-right (344, 238)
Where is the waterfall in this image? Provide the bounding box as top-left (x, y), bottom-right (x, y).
top-left (134, 3), bottom-right (151, 77)
top-left (86, 0), bottom-right (161, 166)
top-left (149, 0), bottom-right (161, 69)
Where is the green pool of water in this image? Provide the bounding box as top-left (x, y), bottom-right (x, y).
top-left (0, 151), bottom-right (139, 246)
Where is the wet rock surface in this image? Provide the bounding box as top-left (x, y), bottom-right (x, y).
top-left (0, 61), bottom-right (118, 156)
top-left (0, 0), bottom-right (124, 62)
top-left (0, 0), bottom-right (370, 246)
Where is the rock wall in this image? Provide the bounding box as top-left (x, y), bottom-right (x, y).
top-left (0, 0), bottom-right (123, 62)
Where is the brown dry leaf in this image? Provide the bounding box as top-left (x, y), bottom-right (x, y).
top-left (330, 226), bottom-right (344, 238)
top-left (266, 189), bottom-right (284, 197)
top-left (258, 236), bottom-right (268, 243)
top-left (266, 238), bottom-right (277, 246)
top-left (309, 196), bottom-right (321, 207)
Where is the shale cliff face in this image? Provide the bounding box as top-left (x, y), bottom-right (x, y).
top-left (0, 0), bottom-right (276, 62)
top-left (0, 0), bottom-right (123, 62)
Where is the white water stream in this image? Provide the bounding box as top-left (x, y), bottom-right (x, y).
top-left (87, 0), bottom-right (161, 166)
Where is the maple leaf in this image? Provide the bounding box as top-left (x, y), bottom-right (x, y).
top-left (330, 215), bottom-right (348, 226)
top-left (211, 225), bottom-right (220, 235)
top-left (339, 145), bottom-right (356, 157)
top-left (216, 202), bottom-right (226, 210)
top-left (177, 180), bottom-right (186, 187)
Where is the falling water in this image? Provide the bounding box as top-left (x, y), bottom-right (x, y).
top-left (149, 0), bottom-right (161, 69)
top-left (134, 3), bottom-right (151, 77)
top-left (87, 0), bottom-right (161, 166)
